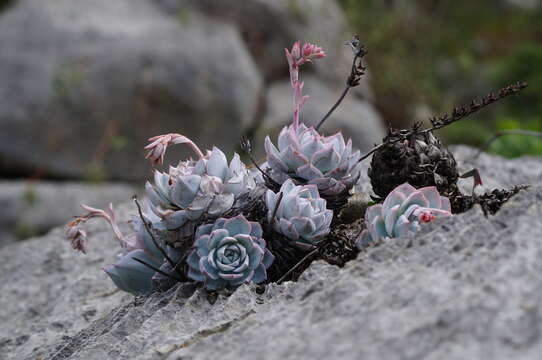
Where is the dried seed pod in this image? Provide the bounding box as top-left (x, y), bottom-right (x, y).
top-left (368, 127), bottom-right (459, 200)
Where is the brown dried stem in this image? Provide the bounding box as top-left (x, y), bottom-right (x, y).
top-left (269, 192), bottom-right (284, 227)
top-left (358, 82), bottom-right (528, 163)
top-left (315, 35), bottom-right (367, 131)
top-left (240, 136), bottom-right (280, 188)
top-left (427, 81), bottom-right (527, 131)
top-left (276, 246), bottom-right (320, 284)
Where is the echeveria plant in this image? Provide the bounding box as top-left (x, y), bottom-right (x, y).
top-left (265, 123), bottom-right (361, 197)
top-left (264, 42), bottom-right (360, 198)
top-left (266, 179), bottom-right (333, 250)
top-left (145, 134), bottom-right (255, 231)
top-left (357, 183), bottom-right (452, 248)
top-left (186, 215), bottom-right (274, 290)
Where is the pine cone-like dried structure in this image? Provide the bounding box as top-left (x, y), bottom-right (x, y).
top-left (368, 127), bottom-right (459, 200)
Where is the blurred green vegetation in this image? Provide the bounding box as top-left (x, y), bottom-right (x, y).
top-left (339, 0), bottom-right (542, 157)
top-left (14, 222), bottom-right (37, 241)
top-left (0, 0), bottom-right (15, 12)
top-left (83, 163), bottom-right (108, 184)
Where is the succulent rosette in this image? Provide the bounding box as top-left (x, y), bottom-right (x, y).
top-left (357, 183), bottom-right (452, 248)
top-left (266, 179), bottom-right (333, 250)
top-left (265, 123), bottom-right (361, 197)
top-left (146, 147), bottom-right (255, 230)
top-left (186, 215), bottom-right (274, 290)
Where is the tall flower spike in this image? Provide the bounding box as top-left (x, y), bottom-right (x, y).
top-left (264, 41), bottom-right (359, 206)
top-left (284, 41), bottom-right (325, 129)
top-left (80, 204), bottom-right (126, 245)
top-left (145, 133), bottom-right (205, 166)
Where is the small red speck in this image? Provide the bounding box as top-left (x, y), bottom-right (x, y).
top-left (420, 212), bottom-right (436, 223)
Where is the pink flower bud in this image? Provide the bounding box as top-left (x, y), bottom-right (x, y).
top-left (291, 41), bottom-right (301, 60)
top-left (302, 43), bottom-right (325, 60)
top-left (145, 133), bottom-right (204, 166)
top-left (66, 221), bottom-right (88, 253)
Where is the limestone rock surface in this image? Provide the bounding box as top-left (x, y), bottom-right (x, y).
top-left (2, 148), bottom-right (542, 360)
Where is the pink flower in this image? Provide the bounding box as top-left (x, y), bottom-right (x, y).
top-left (285, 41), bottom-right (326, 71)
top-left (145, 133), bottom-right (204, 166)
top-left (302, 43), bottom-right (325, 61)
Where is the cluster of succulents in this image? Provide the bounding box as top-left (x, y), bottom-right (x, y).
top-left (66, 36), bottom-right (525, 297)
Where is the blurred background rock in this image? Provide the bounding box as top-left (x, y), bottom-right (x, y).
top-left (0, 0), bottom-right (540, 244)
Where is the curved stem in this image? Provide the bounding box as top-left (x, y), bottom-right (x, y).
top-left (315, 39), bottom-right (366, 131)
top-left (269, 192), bottom-right (284, 227)
top-left (358, 82), bottom-right (528, 163)
top-left (315, 86), bottom-right (351, 131)
top-left (276, 246), bottom-right (320, 284)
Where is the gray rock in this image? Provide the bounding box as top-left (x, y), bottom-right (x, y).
top-left (156, 0), bottom-right (374, 100)
top-left (452, 145), bottom-right (542, 190)
top-left (0, 0), bottom-right (262, 180)
top-left (0, 204), bottom-right (133, 360)
top-left (2, 148), bottom-right (542, 360)
top-left (254, 76), bottom-right (385, 158)
top-left (0, 181), bottom-right (138, 247)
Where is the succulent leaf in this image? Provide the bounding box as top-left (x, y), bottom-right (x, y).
top-left (103, 249), bottom-right (160, 295)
